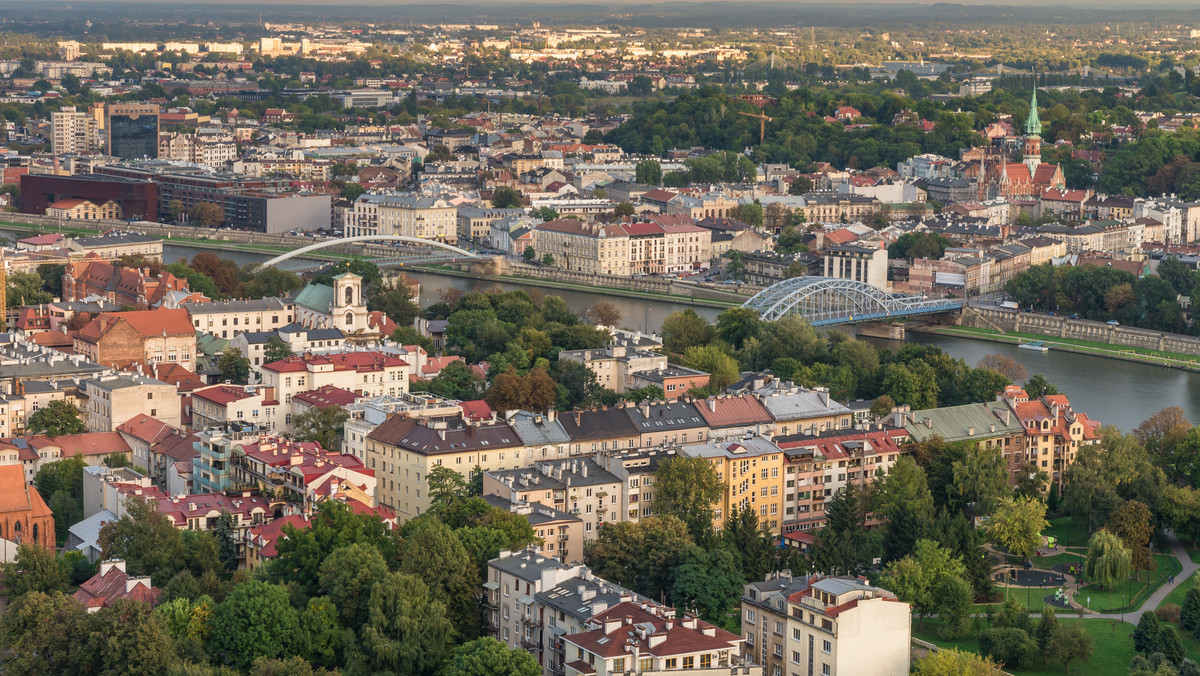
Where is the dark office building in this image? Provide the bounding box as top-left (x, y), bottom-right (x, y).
top-left (106, 104), bottom-right (160, 160)
top-left (20, 174), bottom-right (158, 221)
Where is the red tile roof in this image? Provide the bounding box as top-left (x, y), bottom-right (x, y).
top-left (116, 414), bottom-right (178, 445)
top-left (460, 399), bottom-right (493, 421)
top-left (293, 385), bottom-right (360, 408)
top-left (73, 563), bottom-right (161, 609)
top-left (28, 432), bottom-right (131, 458)
top-left (76, 308), bottom-right (195, 343)
top-left (694, 395), bottom-right (772, 428)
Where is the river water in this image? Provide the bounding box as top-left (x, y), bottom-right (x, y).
top-left (160, 243), bottom-right (1200, 431)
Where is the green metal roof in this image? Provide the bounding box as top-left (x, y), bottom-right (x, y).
top-left (1025, 90), bottom-right (1042, 137)
top-left (294, 283), bottom-right (335, 314)
top-left (904, 401), bottom-right (1024, 443)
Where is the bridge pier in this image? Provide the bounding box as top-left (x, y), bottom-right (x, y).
top-left (856, 321), bottom-right (906, 340)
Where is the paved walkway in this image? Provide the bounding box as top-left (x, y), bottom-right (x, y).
top-left (1041, 531), bottom-right (1195, 624)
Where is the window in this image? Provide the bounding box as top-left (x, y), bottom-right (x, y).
top-left (822, 640), bottom-right (831, 654)
top-left (822, 664), bottom-right (830, 676)
top-left (612, 658), bottom-right (625, 671)
top-left (700, 654), bottom-right (712, 668)
top-left (639, 657), bottom-right (652, 671)
top-left (682, 656), bottom-right (694, 669)
top-left (666, 658), bottom-right (677, 669)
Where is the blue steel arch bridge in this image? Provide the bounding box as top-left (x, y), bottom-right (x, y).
top-left (741, 276), bottom-right (963, 325)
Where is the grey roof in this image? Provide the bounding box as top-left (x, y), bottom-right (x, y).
top-left (536, 574), bottom-right (646, 622)
top-left (183, 297), bottom-right (291, 315)
top-left (507, 410), bottom-right (571, 446)
top-left (68, 508), bottom-right (117, 556)
top-left (630, 364), bottom-right (708, 385)
top-left (538, 458), bottom-right (619, 488)
top-left (488, 548), bottom-right (574, 583)
top-left (483, 495), bottom-right (581, 527)
top-left (753, 382), bottom-right (852, 422)
top-left (84, 374), bottom-right (173, 392)
top-left (626, 401), bottom-right (708, 432)
top-left (307, 328), bottom-right (345, 341)
top-left (73, 233), bottom-right (159, 248)
top-left (812, 576), bottom-right (875, 597)
top-left (240, 331), bottom-right (276, 345)
top-left (681, 437), bottom-right (783, 460)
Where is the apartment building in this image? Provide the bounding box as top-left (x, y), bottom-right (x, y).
top-left (627, 400), bottom-right (710, 448)
top-left (51, 106), bottom-right (99, 154)
top-left (232, 325), bottom-right (346, 374)
top-left (192, 423), bottom-right (261, 494)
top-left (457, 206), bottom-right (526, 243)
top-left (564, 602), bottom-right (757, 676)
top-left (484, 494), bottom-right (584, 564)
top-left (190, 384), bottom-right (284, 432)
top-left (486, 550), bottom-right (587, 663)
top-left (661, 221), bottom-right (713, 272)
top-left (532, 220), bottom-right (631, 276)
top-left (681, 437), bottom-right (788, 534)
top-left (233, 436), bottom-right (376, 511)
top-left (558, 407), bottom-right (642, 457)
top-left (347, 193), bottom-right (457, 241)
top-left (535, 571), bottom-right (648, 676)
top-left (73, 308), bottom-right (197, 372)
top-left (900, 401), bottom-right (1027, 484)
top-left (780, 577), bottom-right (910, 676)
top-left (484, 456), bottom-right (622, 539)
top-left (184, 298), bottom-right (295, 339)
top-left (752, 382), bottom-right (853, 437)
top-left (695, 394), bottom-right (774, 441)
top-left (594, 448), bottom-right (679, 525)
top-left (341, 392), bottom-right (463, 462)
top-left (821, 245), bottom-right (888, 291)
top-left (741, 572), bottom-right (814, 676)
top-left (158, 132), bottom-right (238, 170)
top-left (259, 351), bottom-right (411, 408)
top-left (775, 427), bottom-right (910, 534)
top-left (366, 416), bottom-right (526, 521)
top-left (1000, 386), bottom-right (1100, 490)
top-left (557, 346), bottom-right (667, 394)
top-left (82, 374), bottom-right (181, 433)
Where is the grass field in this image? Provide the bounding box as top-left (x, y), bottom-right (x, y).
top-left (1160, 570), bottom-right (1200, 610)
top-left (1041, 517), bottom-right (1091, 551)
top-left (932, 325), bottom-right (1200, 367)
top-left (914, 618), bottom-right (1136, 676)
top-left (1077, 553), bottom-right (1182, 613)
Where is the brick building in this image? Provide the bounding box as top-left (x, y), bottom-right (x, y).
top-left (73, 308), bottom-right (197, 372)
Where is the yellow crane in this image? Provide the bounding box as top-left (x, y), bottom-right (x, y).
top-left (738, 110), bottom-right (772, 145)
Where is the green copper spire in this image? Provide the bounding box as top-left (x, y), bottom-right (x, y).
top-left (1025, 89), bottom-right (1042, 137)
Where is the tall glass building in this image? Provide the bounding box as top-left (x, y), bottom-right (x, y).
top-left (105, 103), bottom-right (159, 160)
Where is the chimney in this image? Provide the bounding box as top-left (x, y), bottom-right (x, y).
top-left (707, 399), bottom-right (716, 412)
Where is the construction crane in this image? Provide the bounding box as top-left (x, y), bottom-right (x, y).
top-left (738, 110), bottom-right (772, 145)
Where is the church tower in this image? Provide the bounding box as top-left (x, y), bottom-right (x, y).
top-left (1023, 89), bottom-right (1043, 174)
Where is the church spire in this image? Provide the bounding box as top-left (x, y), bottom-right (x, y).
top-left (1025, 88), bottom-right (1042, 137)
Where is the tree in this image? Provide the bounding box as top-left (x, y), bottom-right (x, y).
top-left (242, 267), bottom-right (305, 299)
top-left (267, 500), bottom-right (397, 600)
top-left (586, 515), bottom-right (696, 602)
top-left (1160, 625), bottom-right (1186, 664)
top-left (1085, 528), bottom-right (1133, 591)
top-left (913, 649), bottom-right (1003, 676)
top-left (661, 309), bottom-right (716, 354)
top-left (98, 497), bottom-right (185, 585)
top-left (1108, 500), bottom-right (1154, 572)
top-left (531, 206), bottom-right (558, 221)
top-left (979, 627), bottom-right (1038, 670)
top-left (6, 270), bottom-right (52, 309)
top-left (876, 457), bottom-right (934, 563)
top-left (292, 405), bottom-right (350, 451)
top-left (714, 307), bottom-right (761, 349)
top-left (26, 399), bottom-right (85, 436)
top-left (882, 539), bottom-right (967, 628)
top-left (681, 344), bottom-right (739, 391)
top-left (952, 445), bottom-right (1009, 515)
top-left (442, 637), bottom-right (541, 676)
top-left (653, 455), bottom-right (724, 542)
top-left (985, 496), bottom-right (1048, 559)
top-left (355, 572), bottom-right (454, 676)
top-left (670, 547), bottom-right (745, 624)
top-left (319, 542), bottom-right (389, 629)
top-left (1134, 610), bottom-right (1162, 655)
top-left (428, 360), bottom-right (486, 401)
top-left (1024, 374), bottom-right (1059, 397)
top-left (636, 159), bottom-right (662, 185)
top-left (587, 301), bottom-right (621, 327)
top-left (218, 348), bottom-right (251, 385)
top-left (397, 518), bottom-right (480, 638)
top-left (485, 367), bottom-right (557, 412)
top-left (935, 576), bottom-right (974, 640)
top-left (0, 590), bottom-right (89, 674)
top-left (36, 263), bottom-right (65, 298)
top-left (869, 395), bottom-right (896, 420)
top-left (613, 201), bottom-right (635, 217)
top-left (1035, 606), bottom-right (1059, 651)
top-left (263, 336), bottom-right (294, 364)
top-left (541, 253), bottom-right (555, 265)
top-left (190, 201), bottom-right (225, 228)
top-left (1045, 622), bottom-right (1094, 674)
top-left (214, 511), bottom-right (238, 572)
top-left (810, 482), bottom-right (877, 576)
top-left (491, 186), bottom-right (522, 209)
top-left (1182, 587), bottom-right (1200, 633)
top-left (81, 599), bottom-right (181, 675)
top-left (522, 247), bottom-right (537, 262)
top-left (207, 581), bottom-right (298, 670)
top-left (977, 354), bottom-right (1028, 384)
top-left (2, 543), bottom-right (68, 600)
top-left (789, 175), bottom-right (814, 195)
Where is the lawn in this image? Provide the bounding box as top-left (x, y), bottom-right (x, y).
top-left (1077, 553), bottom-right (1182, 613)
top-left (914, 617), bottom-right (1137, 676)
top-left (935, 325), bottom-right (1200, 367)
top-left (1160, 570), bottom-right (1200, 610)
top-left (1041, 516), bottom-right (1090, 551)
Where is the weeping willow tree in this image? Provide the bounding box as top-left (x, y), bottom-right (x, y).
top-left (1085, 528), bottom-right (1132, 591)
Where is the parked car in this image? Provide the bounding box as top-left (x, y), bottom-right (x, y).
top-left (1107, 320), bottom-right (1120, 326)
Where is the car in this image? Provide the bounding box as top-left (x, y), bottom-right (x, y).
top-left (1069, 314), bottom-right (1080, 320)
top-left (1107, 320), bottom-right (1120, 325)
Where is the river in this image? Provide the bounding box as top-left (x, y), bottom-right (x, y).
top-left (157, 244), bottom-right (1200, 431)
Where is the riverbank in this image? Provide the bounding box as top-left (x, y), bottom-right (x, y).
top-left (916, 324), bottom-right (1200, 372)
top-left (0, 221), bottom-right (358, 264)
top-left (411, 265), bottom-right (743, 309)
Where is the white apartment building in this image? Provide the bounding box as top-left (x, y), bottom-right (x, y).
top-left (346, 193), bottom-right (457, 241)
top-left (781, 577), bottom-right (910, 676)
top-left (532, 220), bottom-right (631, 276)
top-left (52, 106), bottom-right (99, 154)
top-left (183, 298), bottom-right (295, 340)
top-left (83, 374), bottom-right (181, 433)
top-left (259, 351), bottom-right (411, 409)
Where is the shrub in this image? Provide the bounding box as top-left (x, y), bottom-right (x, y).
top-left (1156, 603), bottom-right (1182, 625)
top-left (979, 627), bottom-right (1038, 670)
